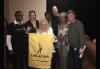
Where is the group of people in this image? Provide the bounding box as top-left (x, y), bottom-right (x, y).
top-left (5, 5), bottom-right (86, 69)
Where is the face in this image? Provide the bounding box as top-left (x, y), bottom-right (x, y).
top-left (16, 12), bottom-right (23, 22)
top-left (60, 16), bottom-right (67, 23)
top-left (67, 12), bottom-right (76, 21)
top-left (40, 20), bottom-right (48, 30)
top-left (52, 6), bottom-right (58, 16)
top-left (29, 12), bottom-right (36, 21)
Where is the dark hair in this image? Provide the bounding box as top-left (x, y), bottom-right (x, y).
top-left (67, 9), bottom-right (76, 15)
top-left (29, 10), bottom-right (36, 16)
top-left (15, 11), bottom-right (23, 17)
top-left (44, 12), bottom-right (51, 16)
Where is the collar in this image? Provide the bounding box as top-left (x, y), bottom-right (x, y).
top-left (14, 20), bottom-right (23, 25)
top-left (70, 19), bottom-right (77, 24)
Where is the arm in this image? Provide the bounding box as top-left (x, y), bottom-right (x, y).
top-left (6, 23), bottom-right (13, 54)
top-left (77, 21), bottom-right (85, 55)
top-left (6, 35), bottom-right (12, 51)
top-left (78, 21), bottom-right (85, 48)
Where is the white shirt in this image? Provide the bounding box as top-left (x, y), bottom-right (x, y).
top-left (37, 27), bottom-right (54, 35)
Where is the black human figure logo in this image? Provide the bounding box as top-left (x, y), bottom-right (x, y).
top-left (37, 43), bottom-right (42, 54)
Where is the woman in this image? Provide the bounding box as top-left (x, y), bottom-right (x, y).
top-left (36, 18), bottom-right (55, 69)
top-left (25, 10), bottom-right (39, 33)
top-left (25, 10), bottom-right (40, 69)
top-left (37, 18), bottom-right (53, 35)
top-left (57, 12), bottom-right (70, 69)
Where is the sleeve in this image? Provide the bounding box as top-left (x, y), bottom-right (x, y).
top-left (6, 23), bottom-right (13, 50)
top-left (48, 27), bottom-right (56, 43)
top-left (48, 27), bottom-right (54, 35)
top-left (24, 22), bottom-right (28, 31)
top-left (36, 20), bottom-right (39, 29)
top-left (23, 22), bottom-right (30, 34)
top-left (6, 35), bottom-right (13, 50)
top-left (7, 23), bottom-right (13, 35)
top-left (77, 21), bottom-right (85, 48)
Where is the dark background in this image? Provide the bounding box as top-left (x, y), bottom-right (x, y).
top-left (46, 0), bottom-right (96, 39)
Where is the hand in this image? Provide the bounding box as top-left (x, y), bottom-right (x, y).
top-left (54, 36), bottom-right (58, 42)
top-left (79, 48), bottom-right (85, 54)
top-left (27, 26), bottom-right (32, 31)
top-left (26, 26), bottom-right (32, 33)
top-left (9, 50), bottom-right (13, 54)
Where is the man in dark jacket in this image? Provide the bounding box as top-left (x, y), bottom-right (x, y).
top-left (67, 10), bottom-right (85, 69)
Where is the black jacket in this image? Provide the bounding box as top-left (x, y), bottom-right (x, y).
top-left (25, 20), bottom-right (39, 33)
top-left (51, 15), bottom-right (59, 36)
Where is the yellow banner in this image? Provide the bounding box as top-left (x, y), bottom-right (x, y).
top-left (28, 33), bottom-right (55, 68)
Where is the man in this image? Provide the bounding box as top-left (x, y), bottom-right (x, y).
top-left (6, 11), bottom-right (26, 69)
top-left (67, 10), bottom-right (85, 69)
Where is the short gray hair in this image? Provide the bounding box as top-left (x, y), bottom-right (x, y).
top-left (59, 12), bottom-right (67, 18)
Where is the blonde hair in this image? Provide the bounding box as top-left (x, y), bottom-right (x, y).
top-left (38, 18), bottom-right (49, 32)
top-left (39, 18), bottom-right (48, 25)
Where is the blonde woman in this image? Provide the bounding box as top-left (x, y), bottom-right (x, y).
top-left (37, 18), bottom-right (54, 35)
top-left (36, 18), bottom-right (55, 69)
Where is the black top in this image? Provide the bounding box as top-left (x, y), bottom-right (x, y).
top-left (7, 22), bottom-right (27, 51)
top-left (24, 20), bottom-right (39, 49)
top-left (51, 15), bottom-right (59, 36)
top-left (25, 20), bottom-right (39, 33)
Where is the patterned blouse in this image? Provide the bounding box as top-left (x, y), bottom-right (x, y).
top-left (57, 23), bottom-right (69, 46)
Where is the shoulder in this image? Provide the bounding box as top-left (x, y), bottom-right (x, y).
top-left (36, 20), bottom-right (39, 22)
top-left (24, 20), bottom-right (31, 27)
top-left (25, 20), bottom-right (30, 24)
top-left (36, 20), bottom-right (39, 24)
top-left (76, 19), bottom-right (83, 24)
top-left (76, 19), bottom-right (84, 26)
top-left (48, 27), bottom-right (54, 35)
top-left (9, 22), bottom-right (14, 25)
top-left (8, 22), bottom-right (15, 27)
top-left (36, 20), bottom-right (39, 25)
top-left (36, 20), bottom-right (39, 27)
top-left (49, 27), bottom-right (53, 31)
top-left (7, 23), bottom-right (15, 33)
